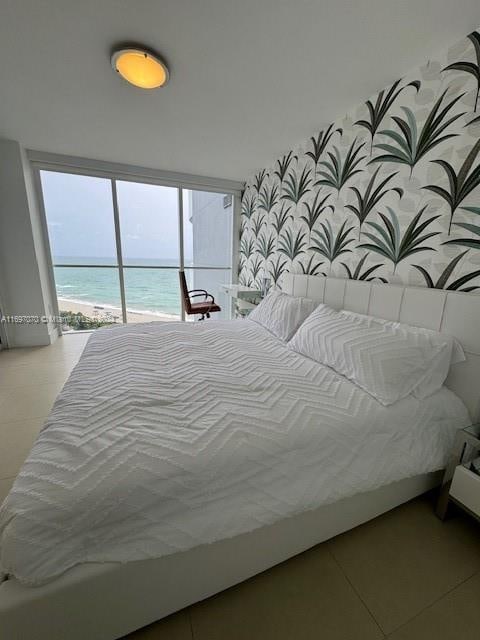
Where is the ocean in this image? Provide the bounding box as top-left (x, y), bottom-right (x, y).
top-left (54, 258), bottom-right (188, 317)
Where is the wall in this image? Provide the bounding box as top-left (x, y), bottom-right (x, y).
top-left (0, 139), bottom-right (56, 346)
top-left (239, 30), bottom-right (480, 294)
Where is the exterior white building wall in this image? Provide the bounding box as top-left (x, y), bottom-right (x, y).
top-left (189, 190), bottom-right (233, 320)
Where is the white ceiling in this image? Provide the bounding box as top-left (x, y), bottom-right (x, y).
top-left (1, 0), bottom-right (480, 182)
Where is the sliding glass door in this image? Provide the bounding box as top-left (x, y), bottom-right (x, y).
top-left (117, 180), bottom-right (181, 323)
top-left (40, 171), bottom-right (234, 332)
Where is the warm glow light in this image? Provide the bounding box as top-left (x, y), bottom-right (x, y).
top-left (112, 48), bottom-right (169, 89)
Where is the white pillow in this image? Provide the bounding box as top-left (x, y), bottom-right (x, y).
top-left (340, 310), bottom-right (465, 399)
top-left (249, 290), bottom-right (318, 341)
top-left (289, 304), bottom-right (455, 405)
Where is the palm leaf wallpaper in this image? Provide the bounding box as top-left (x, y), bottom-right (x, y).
top-left (369, 90), bottom-right (466, 175)
top-left (359, 206), bottom-right (441, 272)
top-left (315, 139), bottom-right (366, 193)
top-left (239, 30), bottom-right (480, 293)
top-left (354, 79), bottom-right (421, 153)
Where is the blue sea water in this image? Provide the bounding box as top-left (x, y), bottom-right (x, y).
top-left (54, 257), bottom-right (186, 317)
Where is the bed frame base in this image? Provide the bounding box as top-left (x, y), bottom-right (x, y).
top-left (0, 472), bottom-right (440, 640)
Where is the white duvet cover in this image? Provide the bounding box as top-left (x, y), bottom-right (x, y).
top-left (0, 320), bottom-right (469, 585)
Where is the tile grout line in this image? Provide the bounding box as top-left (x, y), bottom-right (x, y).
top-left (0, 413), bottom-right (56, 425)
top-left (383, 568), bottom-right (480, 638)
top-left (327, 546), bottom-right (387, 638)
top-left (0, 354), bottom-right (84, 363)
top-left (0, 415), bottom-right (50, 426)
top-left (188, 608), bottom-right (196, 640)
top-left (0, 385), bottom-right (69, 398)
top-left (0, 361), bottom-right (81, 369)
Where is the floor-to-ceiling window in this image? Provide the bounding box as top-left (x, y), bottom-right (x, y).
top-left (39, 170), bottom-right (235, 332)
top-left (183, 189), bottom-right (233, 322)
top-left (117, 180), bottom-right (181, 323)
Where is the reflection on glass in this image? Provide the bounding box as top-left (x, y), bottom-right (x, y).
top-left (123, 268), bottom-right (181, 323)
top-left (183, 190), bottom-right (233, 268)
top-left (40, 171), bottom-right (117, 265)
top-left (117, 181), bottom-right (179, 267)
top-left (54, 267), bottom-right (122, 331)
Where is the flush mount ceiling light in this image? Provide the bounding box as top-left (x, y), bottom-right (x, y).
top-left (111, 47), bottom-right (169, 89)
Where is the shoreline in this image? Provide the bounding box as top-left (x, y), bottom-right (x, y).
top-left (57, 297), bottom-right (180, 324)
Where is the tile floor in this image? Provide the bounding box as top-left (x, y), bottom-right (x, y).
top-left (0, 333), bottom-right (479, 640)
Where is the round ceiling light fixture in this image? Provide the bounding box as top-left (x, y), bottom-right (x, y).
top-left (111, 47), bottom-right (169, 89)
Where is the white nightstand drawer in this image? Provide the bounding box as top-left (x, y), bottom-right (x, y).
top-left (450, 465), bottom-right (480, 517)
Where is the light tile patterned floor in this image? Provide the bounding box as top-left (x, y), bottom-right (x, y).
top-left (1, 333), bottom-right (479, 640)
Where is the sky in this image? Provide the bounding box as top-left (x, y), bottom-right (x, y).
top-left (41, 170), bottom-right (193, 264)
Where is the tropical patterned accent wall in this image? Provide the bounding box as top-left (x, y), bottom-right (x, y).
top-left (239, 30), bottom-right (480, 293)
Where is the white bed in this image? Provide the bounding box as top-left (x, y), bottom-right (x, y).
top-left (1, 275), bottom-right (479, 640)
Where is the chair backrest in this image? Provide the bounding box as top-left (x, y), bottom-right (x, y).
top-left (178, 270), bottom-right (192, 314)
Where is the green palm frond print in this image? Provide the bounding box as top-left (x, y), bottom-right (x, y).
top-left (274, 151), bottom-right (296, 183)
top-left (414, 250), bottom-right (480, 291)
top-left (355, 78), bottom-right (420, 152)
top-left (277, 228), bottom-right (308, 261)
top-left (311, 220), bottom-right (356, 263)
top-left (258, 183), bottom-right (279, 213)
top-left (315, 139), bottom-right (366, 194)
top-left (300, 255), bottom-right (326, 276)
top-left (345, 168), bottom-right (403, 239)
top-left (239, 30), bottom-right (480, 294)
top-left (370, 90), bottom-right (465, 175)
top-left (251, 212), bottom-right (265, 237)
top-left (241, 192), bottom-right (256, 219)
top-left (256, 232), bottom-right (276, 259)
top-left (443, 206), bottom-right (480, 250)
top-left (442, 31), bottom-right (480, 111)
top-left (253, 169), bottom-right (268, 193)
top-left (423, 139), bottom-right (480, 233)
top-left (239, 274), bottom-right (254, 288)
top-left (305, 125), bottom-right (343, 167)
top-left (268, 256), bottom-right (288, 284)
top-left (250, 255), bottom-right (263, 282)
top-left (240, 237), bottom-right (255, 259)
top-left (300, 192), bottom-right (334, 231)
top-left (341, 254), bottom-right (386, 282)
top-left (281, 167), bottom-right (312, 204)
top-left (272, 203), bottom-right (292, 235)
top-left (359, 206), bottom-right (440, 272)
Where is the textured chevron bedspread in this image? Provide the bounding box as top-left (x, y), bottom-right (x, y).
top-left (0, 319), bottom-right (470, 585)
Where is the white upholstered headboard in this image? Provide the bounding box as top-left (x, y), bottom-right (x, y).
top-left (281, 274), bottom-right (480, 422)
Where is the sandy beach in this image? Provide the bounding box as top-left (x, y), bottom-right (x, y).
top-left (58, 297), bottom-right (180, 324)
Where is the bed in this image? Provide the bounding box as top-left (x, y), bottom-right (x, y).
top-left (1, 275), bottom-right (479, 640)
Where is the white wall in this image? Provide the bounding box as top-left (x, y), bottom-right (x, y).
top-left (0, 138), bottom-right (56, 347)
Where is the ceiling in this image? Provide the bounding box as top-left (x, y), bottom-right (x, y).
top-left (1, 1), bottom-right (480, 182)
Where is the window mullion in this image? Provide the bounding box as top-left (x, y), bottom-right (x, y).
top-left (178, 188), bottom-right (185, 321)
top-left (111, 179), bottom-right (128, 324)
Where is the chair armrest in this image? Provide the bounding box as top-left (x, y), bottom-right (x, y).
top-left (189, 292), bottom-right (216, 304)
top-left (188, 288), bottom-right (209, 296)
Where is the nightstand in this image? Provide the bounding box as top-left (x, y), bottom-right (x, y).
top-left (220, 285), bottom-right (262, 318)
top-left (436, 423), bottom-right (480, 521)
